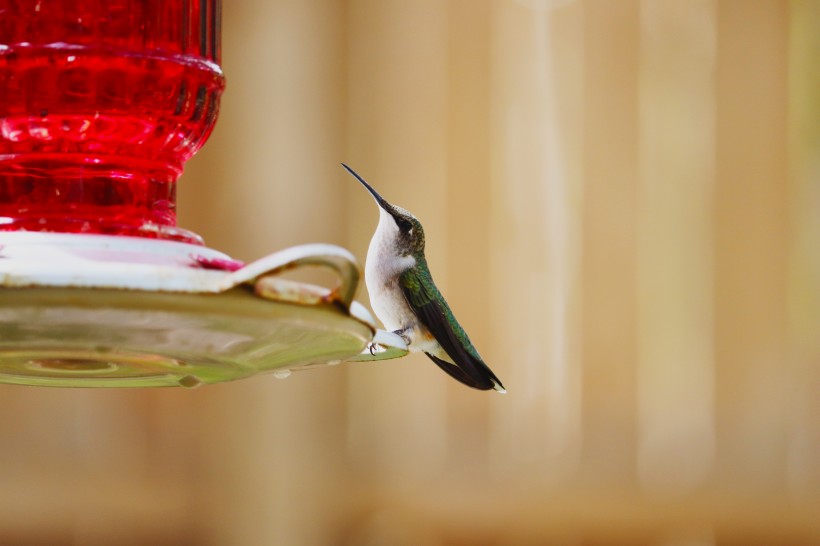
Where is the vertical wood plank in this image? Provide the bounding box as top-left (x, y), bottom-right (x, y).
top-left (636, 0), bottom-right (717, 495)
top-left (444, 0), bottom-right (495, 474)
top-left (579, 0), bottom-right (639, 487)
top-left (786, 0), bottom-right (820, 497)
top-left (345, 0), bottom-right (449, 484)
top-left (181, 2), bottom-right (351, 545)
top-left (488, 0), bottom-right (584, 483)
top-left (715, 0), bottom-right (789, 490)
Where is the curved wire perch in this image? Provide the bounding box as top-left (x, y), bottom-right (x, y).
top-left (231, 244), bottom-right (361, 312)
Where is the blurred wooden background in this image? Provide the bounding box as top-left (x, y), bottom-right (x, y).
top-left (1, 0), bottom-right (819, 544)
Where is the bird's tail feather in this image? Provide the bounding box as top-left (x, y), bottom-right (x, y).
top-left (425, 352), bottom-right (505, 392)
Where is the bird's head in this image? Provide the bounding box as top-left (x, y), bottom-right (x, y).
top-left (343, 164), bottom-right (425, 256)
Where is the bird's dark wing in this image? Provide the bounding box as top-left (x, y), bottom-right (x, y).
top-left (399, 263), bottom-right (505, 392)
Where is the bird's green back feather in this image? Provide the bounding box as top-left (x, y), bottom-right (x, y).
top-left (399, 255), bottom-right (483, 361)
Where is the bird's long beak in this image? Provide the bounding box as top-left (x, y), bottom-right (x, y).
top-left (342, 163), bottom-right (399, 216)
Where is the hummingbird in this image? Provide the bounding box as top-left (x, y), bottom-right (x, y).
top-left (343, 163), bottom-right (505, 393)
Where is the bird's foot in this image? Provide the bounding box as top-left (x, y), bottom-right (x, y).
top-left (368, 342), bottom-right (378, 356)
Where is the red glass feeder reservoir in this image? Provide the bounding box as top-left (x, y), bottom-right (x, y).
top-left (0, 0), bottom-right (224, 244)
top-left (0, 1), bottom-right (408, 391)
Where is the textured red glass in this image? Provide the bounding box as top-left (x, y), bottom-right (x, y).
top-left (0, 0), bottom-right (224, 243)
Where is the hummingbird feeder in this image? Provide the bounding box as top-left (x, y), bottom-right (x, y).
top-left (0, 0), bottom-right (405, 388)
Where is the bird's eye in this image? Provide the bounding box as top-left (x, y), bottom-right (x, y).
top-left (397, 218), bottom-right (412, 232)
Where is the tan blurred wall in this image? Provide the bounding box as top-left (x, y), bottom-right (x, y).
top-left (1, 1), bottom-right (819, 545)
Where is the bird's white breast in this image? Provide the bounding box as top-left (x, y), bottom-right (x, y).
top-left (365, 209), bottom-right (417, 332)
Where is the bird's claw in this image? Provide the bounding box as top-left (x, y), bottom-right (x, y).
top-left (368, 342), bottom-right (378, 356)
